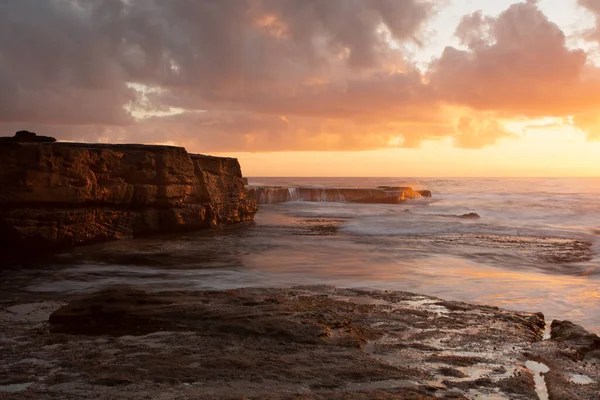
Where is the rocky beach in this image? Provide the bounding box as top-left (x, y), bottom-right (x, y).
top-left (1, 286), bottom-right (599, 399)
top-left (1, 134), bottom-right (599, 399)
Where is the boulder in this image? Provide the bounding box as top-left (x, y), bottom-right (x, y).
top-left (459, 213), bottom-right (481, 219)
top-left (551, 319), bottom-right (600, 360)
top-left (0, 141), bottom-right (257, 254)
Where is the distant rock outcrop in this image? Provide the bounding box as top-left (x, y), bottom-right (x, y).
top-left (0, 138), bottom-right (257, 253)
top-left (248, 186), bottom-right (425, 204)
top-left (0, 130), bottom-right (57, 143)
top-left (459, 212), bottom-right (481, 219)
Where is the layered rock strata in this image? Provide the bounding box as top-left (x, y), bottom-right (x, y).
top-left (0, 137), bottom-right (257, 252)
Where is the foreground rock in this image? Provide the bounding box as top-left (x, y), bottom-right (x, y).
top-left (550, 320), bottom-right (600, 359)
top-left (0, 135), bottom-right (257, 255)
top-left (458, 213), bottom-right (480, 220)
top-left (0, 286), bottom-right (598, 399)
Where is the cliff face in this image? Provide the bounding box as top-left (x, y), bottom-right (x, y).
top-left (0, 141), bottom-right (257, 251)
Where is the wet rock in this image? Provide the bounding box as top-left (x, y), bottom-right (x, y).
top-left (247, 186), bottom-right (292, 204)
top-left (496, 375), bottom-right (539, 398)
top-left (430, 213), bottom-right (480, 220)
top-left (433, 233), bottom-right (593, 265)
top-left (48, 288), bottom-right (176, 334)
top-left (0, 142), bottom-right (257, 255)
top-left (426, 355), bottom-right (487, 367)
top-left (458, 213), bottom-right (480, 219)
top-left (92, 375), bottom-right (135, 386)
top-left (551, 320), bottom-right (600, 359)
top-left (0, 130), bottom-right (56, 143)
top-left (248, 186), bottom-right (425, 204)
top-left (2, 286), bottom-right (598, 399)
top-left (296, 219), bottom-right (345, 236)
top-left (416, 190), bottom-right (432, 198)
top-left (437, 367), bottom-right (467, 378)
top-left (345, 187), bottom-right (415, 204)
top-left (43, 286), bottom-right (547, 397)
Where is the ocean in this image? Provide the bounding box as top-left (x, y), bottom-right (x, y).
top-left (3, 177), bottom-right (600, 333)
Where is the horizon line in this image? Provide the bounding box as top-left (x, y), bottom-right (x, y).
top-left (245, 176), bottom-right (600, 179)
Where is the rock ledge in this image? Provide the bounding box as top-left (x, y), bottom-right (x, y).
top-left (0, 135), bottom-right (257, 253)
top-left (1, 286), bottom-right (597, 399)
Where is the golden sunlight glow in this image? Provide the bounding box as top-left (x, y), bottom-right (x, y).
top-left (53, 2), bottom-right (600, 178)
top-left (255, 14), bottom-right (288, 39)
top-left (217, 127), bottom-right (600, 177)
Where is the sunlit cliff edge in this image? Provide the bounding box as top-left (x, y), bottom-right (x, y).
top-left (0, 131), bottom-right (257, 253)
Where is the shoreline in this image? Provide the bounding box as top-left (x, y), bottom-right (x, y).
top-left (1, 285), bottom-right (598, 399)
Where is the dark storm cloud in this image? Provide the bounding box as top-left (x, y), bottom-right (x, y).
top-left (0, 0), bottom-right (435, 128)
top-left (0, 0), bottom-right (135, 124)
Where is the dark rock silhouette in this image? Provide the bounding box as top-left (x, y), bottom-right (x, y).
top-left (459, 212), bottom-right (481, 219)
top-left (551, 320), bottom-right (600, 360)
top-left (0, 130), bottom-right (57, 143)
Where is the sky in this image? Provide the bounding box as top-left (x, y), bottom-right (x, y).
top-left (2, 0), bottom-right (600, 177)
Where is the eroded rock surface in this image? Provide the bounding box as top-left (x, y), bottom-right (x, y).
top-left (458, 213), bottom-right (481, 220)
top-left (1, 286), bottom-right (598, 399)
top-left (0, 141), bottom-right (257, 254)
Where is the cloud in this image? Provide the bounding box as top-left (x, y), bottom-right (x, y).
top-left (2, 0), bottom-right (599, 151)
top-left (1, 0), bottom-right (446, 148)
top-left (429, 1), bottom-right (600, 116)
top-left (579, 0), bottom-right (600, 40)
top-left (64, 110), bottom-right (454, 152)
top-left (453, 114), bottom-right (513, 149)
top-left (0, 0), bottom-right (135, 125)
top-left (573, 112), bottom-right (600, 140)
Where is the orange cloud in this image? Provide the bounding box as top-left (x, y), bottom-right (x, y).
top-left (429, 2), bottom-right (600, 116)
top-left (1, 0), bottom-right (599, 150)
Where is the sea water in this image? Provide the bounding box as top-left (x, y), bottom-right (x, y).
top-left (2, 177), bottom-right (599, 333)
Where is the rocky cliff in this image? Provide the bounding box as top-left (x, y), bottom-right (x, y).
top-left (0, 134), bottom-right (257, 252)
